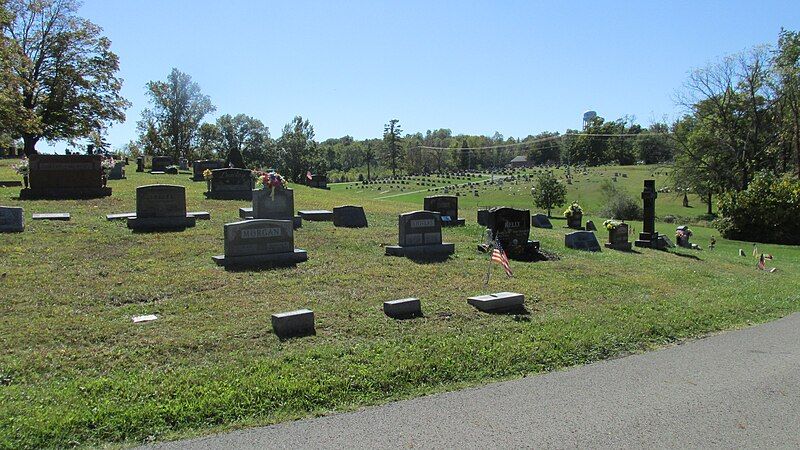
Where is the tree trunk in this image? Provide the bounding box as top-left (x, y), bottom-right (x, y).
top-left (707, 192), bottom-right (713, 216)
top-left (23, 135), bottom-right (39, 157)
top-left (367, 160), bottom-right (371, 181)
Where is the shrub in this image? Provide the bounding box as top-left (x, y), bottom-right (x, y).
top-left (715, 171), bottom-right (800, 244)
top-left (599, 180), bottom-right (643, 220)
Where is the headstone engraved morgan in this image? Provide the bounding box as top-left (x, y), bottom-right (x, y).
top-left (212, 219), bottom-right (307, 267)
top-left (423, 195), bottom-right (465, 226)
top-left (565, 230), bottom-right (602, 252)
top-left (605, 223), bottom-right (632, 251)
top-left (127, 184), bottom-right (196, 231)
top-left (333, 205), bottom-right (368, 228)
top-left (385, 210), bottom-right (455, 258)
top-left (634, 180), bottom-right (667, 250)
top-left (192, 159), bottom-right (224, 181)
top-left (204, 168), bottom-right (254, 200)
top-left (485, 207), bottom-right (540, 259)
top-left (0, 206), bottom-right (24, 232)
top-left (240, 187), bottom-right (302, 229)
top-left (19, 154), bottom-right (111, 199)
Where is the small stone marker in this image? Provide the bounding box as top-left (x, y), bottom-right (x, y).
top-left (107, 212), bottom-right (136, 221)
top-left (298, 210), bottom-right (333, 221)
top-left (187, 211), bottom-right (211, 220)
top-left (212, 219), bottom-right (307, 267)
top-left (0, 206), bottom-right (24, 232)
top-left (385, 210), bottom-right (455, 258)
top-left (585, 220), bottom-right (597, 231)
top-left (127, 184), bottom-right (196, 231)
top-left (531, 213), bottom-right (553, 229)
top-left (271, 309), bottom-right (315, 338)
top-left (333, 205), bottom-right (368, 228)
top-left (383, 298), bottom-right (422, 319)
top-left (132, 314), bottom-right (158, 323)
top-left (467, 292), bottom-right (524, 312)
top-left (32, 213), bottom-right (70, 221)
top-left (565, 231), bottom-right (601, 252)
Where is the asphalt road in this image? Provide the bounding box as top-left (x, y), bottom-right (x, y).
top-left (149, 313), bottom-right (800, 449)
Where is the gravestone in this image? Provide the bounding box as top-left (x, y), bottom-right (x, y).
top-left (486, 207), bottom-right (540, 259)
top-left (333, 205), bottom-right (368, 228)
top-left (178, 158), bottom-right (188, 171)
top-left (298, 210), bottom-right (334, 221)
top-left (271, 309), bottom-right (315, 338)
top-left (307, 174), bottom-right (329, 189)
top-left (240, 187), bottom-right (302, 229)
top-left (676, 225), bottom-right (694, 248)
top-left (32, 213), bottom-right (70, 221)
top-left (136, 156), bottom-right (144, 172)
top-left (477, 208), bottom-right (490, 226)
top-left (127, 184), bottom-right (196, 231)
top-left (204, 168), bottom-right (254, 200)
top-left (383, 298), bottom-right (422, 319)
top-left (565, 231), bottom-right (601, 252)
top-left (531, 213), bottom-right (553, 229)
top-left (212, 219), bottom-right (307, 267)
top-left (423, 195), bottom-right (465, 226)
top-left (108, 161), bottom-right (125, 180)
top-left (634, 180), bottom-right (667, 250)
top-left (586, 220), bottom-right (597, 231)
top-left (192, 159), bottom-right (224, 181)
top-left (467, 292), bottom-right (524, 312)
top-left (19, 154), bottom-right (111, 199)
top-left (150, 156), bottom-right (173, 173)
top-left (385, 210), bottom-right (455, 258)
top-left (0, 206), bottom-right (24, 232)
top-left (605, 223), bottom-right (632, 251)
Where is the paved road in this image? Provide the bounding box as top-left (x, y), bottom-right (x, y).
top-left (150, 313), bottom-right (800, 449)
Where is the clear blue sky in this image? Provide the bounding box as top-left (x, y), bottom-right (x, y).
top-left (42, 0), bottom-right (800, 153)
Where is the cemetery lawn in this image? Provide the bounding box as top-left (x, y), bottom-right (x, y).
top-left (1, 160), bottom-right (799, 448)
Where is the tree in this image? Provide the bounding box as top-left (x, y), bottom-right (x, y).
top-left (3, 0), bottom-right (129, 155)
top-left (532, 171), bottom-right (567, 217)
top-left (363, 142), bottom-right (376, 181)
top-left (383, 119), bottom-right (402, 176)
top-left (217, 114), bottom-right (272, 168)
top-left (195, 122), bottom-right (221, 160)
top-left (277, 115), bottom-right (316, 182)
top-left (138, 68), bottom-right (215, 160)
top-left (775, 28), bottom-right (800, 177)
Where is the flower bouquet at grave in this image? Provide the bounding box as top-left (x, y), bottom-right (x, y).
top-left (563, 202), bottom-right (582, 218)
top-left (259, 171), bottom-right (287, 200)
top-left (101, 157), bottom-right (115, 176)
top-left (12, 158), bottom-right (29, 177)
top-left (676, 227), bottom-right (693, 240)
top-left (203, 169), bottom-right (213, 191)
top-left (603, 219), bottom-right (621, 231)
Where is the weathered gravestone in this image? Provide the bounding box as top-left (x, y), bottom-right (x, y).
top-left (150, 156), bottom-right (173, 173)
top-left (19, 154), bottom-right (111, 199)
top-left (212, 219), bottom-right (307, 267)
top-left (585, 220), bottom-right (597, 232)
top-left (307, 174), bottom-right (329, 189)
top-left (0, 206), bottom-right (24, 232)
top-left (485, 207), bottom-right (540, 259)
top-left (423, 195), bottom-right (465, 226)
top-left (385, 210), bottom-right (455, 258)
top-left (204, 168), bottom-right (254, 200)
top-left (467, 292), bottom-right (525, 312)
top-left (108, 161), bottom-right (125, 180)
top-left (477, 208), bottom-right (490, 226)
top-left (531, 213), bottom-right (553, 229)
top-left (333, 205), bottom-right (368, 228)
top-left (634, 180), bottom-right (667, 250)
top-left (565, 230), bottom-right (601, 252)
top-left (298, 210), bottom-right (334, 221)
top-left (136, 156), bottom-right (144, 173)
top-left (383, 298), bottom-right (422, 319)
top-left (191, 159), bottom-right (224, 181)
top-left (271, 309), bottom-right (315, 338)
top-left (127, 184), bottom-right (196, 231)
top-left (178, 158), bottom-right (188, 171)
top-left (605, 223), bottom-right (632, 251)
top-left (240, 187), bottom-right (302, 229)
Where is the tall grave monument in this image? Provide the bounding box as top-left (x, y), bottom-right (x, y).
top-left (634, 180), bottom-right (667, 250)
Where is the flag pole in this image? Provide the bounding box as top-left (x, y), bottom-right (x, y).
top-left (484, 233), bottom-right (494, 285)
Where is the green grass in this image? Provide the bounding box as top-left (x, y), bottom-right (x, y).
top-left (0, 159), bottom-right (797, 448)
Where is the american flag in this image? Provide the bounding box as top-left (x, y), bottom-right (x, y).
top-left (492, 239), bottom-right (513, 277)
top-left (757, 254), bottom-right (766, 270)
top-left (306, 170), bottom-right (313, 181)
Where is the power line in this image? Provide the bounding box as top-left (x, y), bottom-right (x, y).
top-left (413, 133), bottom-right (654, 152)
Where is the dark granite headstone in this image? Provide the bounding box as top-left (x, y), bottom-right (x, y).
top-left (151, 156), bottom-right (173, 173)
top-left (586, 220), bottom-right (597, 231)
top-left (565, 231), bottom-right (601, 252)
top-left (204, 168), bottom-right (253, 200)
top-left (487, 207), bottom-right (540, 258)
top-left (136, 156), bottom-right (144, 172)
top-left (212, 219), bottom-right (307, 267)
top-left (423, 195), bottom-right (464, 226)
top-left (333, 205), bottom-right (368, 228)
top-left (385, 210), bottom-right (454, 258)
top-left (0, 206), bottom-right (24, 232)
top-left (531, 213), bottom-right (553, 229)
top-left (19, 154), bottom-right (111, 199)
top-left (108, 161), bottom-right (125, 180)
top-left (605, 223), bottom-right (631, 251)
top-left (179, 158), bottom-right (188, 170)
top-left (241, 187), bottom-right (302, 229)
top-left (192, 159), bottom-right (224, 181)
top-left (127, 184), bottom-right (195, 231)
top-left (308, 174), bottom-right (329, 189)
top-left (635, 180), bottom-right (666, 250)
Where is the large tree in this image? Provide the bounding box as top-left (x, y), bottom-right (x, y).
top-left (2, 0), bottom-right (129, 155)
top-left (217, 113), bottom-right (273, 169)
top-left (138, 68), bottom-right (215, 160)
top-left (383, 118), bottom-right (402, 176)
top-left (532, 171), bottom-right (567, 217)
top-left (277, 115), bottom-right (317, 182)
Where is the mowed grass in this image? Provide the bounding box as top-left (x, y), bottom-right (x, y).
top-left (0, 159), bottom-right (798, 448)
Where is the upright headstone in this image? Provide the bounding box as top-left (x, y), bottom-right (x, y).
top-left (108, 161), bottom-right (125, 180)
top-left (0, 206), bottom-right (24, 232)
top-left (19, 154), bottom-right (111, 199)
top-left (212, 219), bottom-right (307, 267)
top-left (486, 207), bottom-right (540, 259)
top-left (241, 187), bottom-right (302, 229)
top-left (204, 168), bottom-right (254, 200)
top-left (127, 184), bottom-right (196, 231)
top-left (423, 195), bottom-right (465, 226)
top-left (634, 180), bottom-right (667, 250)
top-left (565, 231), bottom-right (601, 252)
top-left (136, 156), bottom-right (144, 172)
top-left (192, 159), bottom-right (224, 181)
top-left (605, 223), bottom-right (631, 251)
top-left (586, 220), bottom-right (597, 232)
top-left (385, 210), bottom-right (455, 258)
top-left (178, 158), bottom-right (188, 171)
top-left (333, 205), bottom-right (368, 228)
top-left (531, 213), bottom-right (553, 229)
top-left (307, 174), bottom-right (329, 189)
top-left (150, 156), bottom-right (173, 173)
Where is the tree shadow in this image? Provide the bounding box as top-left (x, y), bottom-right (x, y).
top-left (670, 252), bottom-right (702, 261)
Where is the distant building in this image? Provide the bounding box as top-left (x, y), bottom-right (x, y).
top-left (508, 155), bottom-right (531, 168)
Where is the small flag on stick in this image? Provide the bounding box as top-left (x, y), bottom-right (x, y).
top-left (306, 170), bottom-right (313, 181)
top-left (491, 239), bottom-right (513, 278)
top-left (757, 253), bottom-right (766, 270)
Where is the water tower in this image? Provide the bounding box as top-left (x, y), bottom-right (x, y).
top-left (582, 110), bottom-right (597, 129)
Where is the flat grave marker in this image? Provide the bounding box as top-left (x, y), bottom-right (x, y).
top-left (0, 206), bottom-right (24, 232)
top-left (467, 292), bottom-right (525, 312)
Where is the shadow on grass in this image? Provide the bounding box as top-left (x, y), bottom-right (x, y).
top-left (670, 251), bottom-right (702, 261)
top-left (407, 255), bottom-right (452, 264)
top-left (222, 263), bottom-right (299, 273)
top-left (485, 305), bottom-right (530, 316)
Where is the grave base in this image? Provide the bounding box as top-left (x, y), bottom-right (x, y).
top-left (203, 190), bottom-right (253, 201)
top-left (635, 232), bottom-right (668, 250)
top-left (385, 243), bottom-right (455, 258)
top-left (298, 210), bottom-right (333, 221)
top-left (238, 208), bottom-right (302, 229)
top-left (19, 187), bottom-right (112, 200)
top-left (212, 249), bottom-right (308, 267)
top-left (468, 292), bottom-right (525, 312)
top-left (127, 215), bottom-right (196, 231)
top-left (32, 213), bottom-right (70, 221)
top-left (605, 242), bottom-right (633, 251)
top-left (272, 309), bottom-right (315, 338)
top-left (441, 217), bottom-right (465, 227)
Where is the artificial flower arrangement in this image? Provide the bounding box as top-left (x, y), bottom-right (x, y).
top-left (676, 227), bottom-right (693, 239)
top-left (203, 169), bottom-right (213, 180)
top-left (12, 158), bottom-right (29, 177)
top-left (257, 171), bottom-right (287, 199)
top-left (603, 219), bottom-right (621, 231)
top-left (101, 157), bottom-right (116, 176)
top-left (563, 201), bottom-right (583, 218)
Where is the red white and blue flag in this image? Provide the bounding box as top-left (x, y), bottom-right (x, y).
top-left (492, 239), bottom-right (513, 277)
top-left (306, 170), bottom-right (313, 181)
